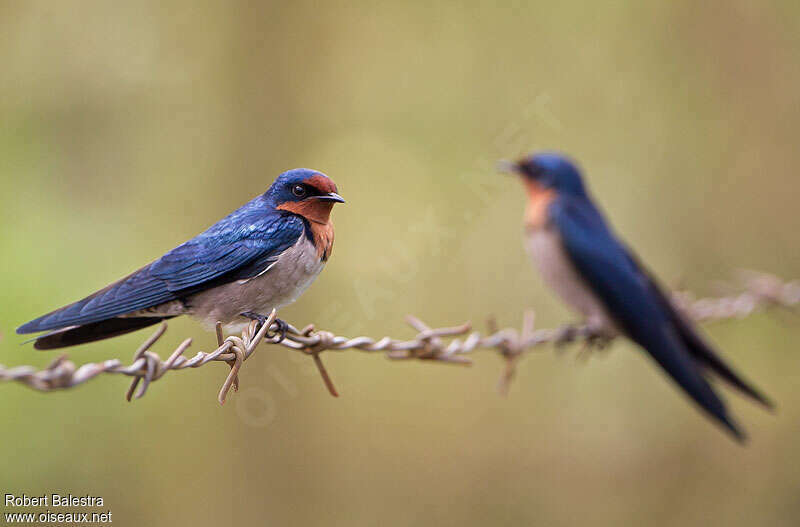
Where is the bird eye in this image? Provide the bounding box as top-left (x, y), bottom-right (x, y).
top-left (292, 184), bottom-right (307, 198)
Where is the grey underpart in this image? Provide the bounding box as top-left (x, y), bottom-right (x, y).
top-left (119, 235), bottom-right (324, 333)
top-left (525, 225), bottom-right (619, 337)
top-left (185, 234), bottom-right (324, 331)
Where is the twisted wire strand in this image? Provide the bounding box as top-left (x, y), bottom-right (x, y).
top-left (1, 271), bottom-right (797, 402)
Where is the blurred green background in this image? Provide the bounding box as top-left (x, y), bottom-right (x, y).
top-left (1, 1), bottom-right (799, 526)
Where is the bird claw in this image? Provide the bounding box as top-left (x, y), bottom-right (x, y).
top-left (554, 324), bottom-right (581, 347)
top-left (240, 310), bottom-right (267, 326)
top-left (585, 333), bottom-right (612, 350)
top-left (240, 312), bottom-right (290, 343)
top-left (576, 332), bottom-right (612, 362)
top-left (267, 318), bottom-right (290, 343)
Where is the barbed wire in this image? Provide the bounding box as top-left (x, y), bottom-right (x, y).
top-left (1, 271), bottom-right (797, 402)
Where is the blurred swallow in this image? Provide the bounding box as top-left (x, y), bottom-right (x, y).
top-left (17, 169), bottom-right (345, 349)
top-left (502, 152), bottom-right (772, 441)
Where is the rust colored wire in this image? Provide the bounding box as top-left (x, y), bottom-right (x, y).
top-left (1, 271), bottom-right (797, 402)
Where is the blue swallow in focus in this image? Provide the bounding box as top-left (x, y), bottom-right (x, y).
top-left (17, 169), bottom-right (344, 349)
top-left (502, 152), bottom-right (772, 441)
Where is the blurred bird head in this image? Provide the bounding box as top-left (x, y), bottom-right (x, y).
top-left (269, 169), bottom-right (345, 224)
top-left (499, 152), bottom-right (586, 197)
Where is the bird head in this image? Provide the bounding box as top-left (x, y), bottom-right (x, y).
top-left (269, 169), bottom-right (345, 224)
top-left (499, 152), bottom-right (587, 197)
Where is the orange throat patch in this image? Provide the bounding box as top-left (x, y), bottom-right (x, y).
top-left (311, 221), bottom-right (335, 261)
top-left (277, 200), bottom-right (336, 261)
top-left (523, 180), bottom-right (556, 231)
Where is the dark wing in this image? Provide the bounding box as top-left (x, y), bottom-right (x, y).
top-left (17, 213), bottom-right (305, 334)
top-left (549, 196), bottom-right (745, 441)
top-left (624, 252), bottom-right (773, 409)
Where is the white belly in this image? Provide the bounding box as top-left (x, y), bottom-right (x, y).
top-left (525, 227), bottom-right (617, 334)
top-left (186, 234), bottom-right (325, 330)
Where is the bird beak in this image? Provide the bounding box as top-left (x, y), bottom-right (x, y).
top-left (496, 159), bottom-right (520, 174)
top-left (308, 192), bottom-right (346, 203)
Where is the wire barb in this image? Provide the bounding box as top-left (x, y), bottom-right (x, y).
top-left (1, 272), bottom-right (797, 401)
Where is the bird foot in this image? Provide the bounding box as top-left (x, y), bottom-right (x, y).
top-left (576, 332), bottom-right (612, 361)
top-left (240, 312), bottom-right (289, 343)
top-left (585, 332), bottom-right (612, 350)
top-left (554, 324), bottom-right (582, 347)
top-left (268, 318), bottom-right (290, 343)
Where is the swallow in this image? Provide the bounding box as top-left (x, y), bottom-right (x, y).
top-left (501, 152), bottom-right (772, 441)
top-left (17, 169), bottom-right (345, 350)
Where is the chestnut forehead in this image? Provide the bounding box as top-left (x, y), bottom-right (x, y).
top-left (304, 174), bottom-right (337, 194)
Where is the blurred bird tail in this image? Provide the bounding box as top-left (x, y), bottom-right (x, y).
top-left (639, 330), bottom-right (748, 443)
top-left (30, 317), bottom-right (173, 350)
top-left (682, 332), bottom-right (775, 411)
top-left (635, 264), bottom-right (775, 410)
